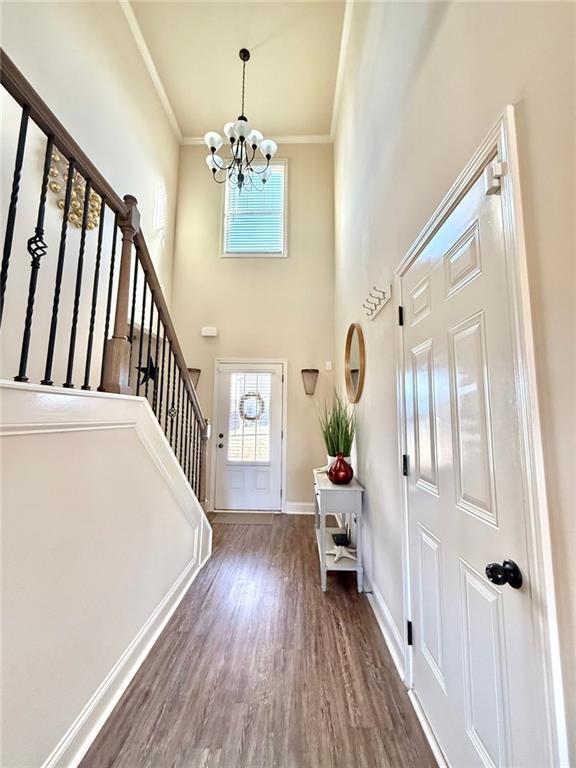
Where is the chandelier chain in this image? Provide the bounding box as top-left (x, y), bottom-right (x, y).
top-left (241, 60), bottom-right (246, 116)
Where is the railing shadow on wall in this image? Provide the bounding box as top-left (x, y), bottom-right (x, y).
top-left (0, 49), bottom-right (208, 501)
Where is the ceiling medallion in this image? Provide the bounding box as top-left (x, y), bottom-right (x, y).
top-left (204, 48), bottom-right (277, 192)
top-left (49, 152), bottom-right (101, 230)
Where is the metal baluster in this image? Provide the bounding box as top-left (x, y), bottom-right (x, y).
top-left (188, 403), bottom-right (195, 485)
top-left (63, 179), bottom-right (91, 388)
top-left (184, 395), bottom-right (190, 483)
top-left (165, 344), bottom-right (172, 435)
top-left (144, 293), bottom-right (154, 400)
top-left (135, 280), bottom-right (147, 396)
top-left (174, 370), bottom-right (182, 457)
top-left (14, 134), bottom-right (54, 382)
top-left (190, 420), bottom-right (196, 493)
top-left (179, 379), bottom-right (185, 466)
top-left (82, 198), bottom-right (106, 390)
top-left (152, 307), bottom-right (161, 413)
top-left (42, 159), bottom-right (76, 385)
top-left (97, 214), bottom-right (118, 390)
top-left (0, 106), bottom-right (29, 326)
top-left (199, 425), bottom-right (207, 503)
top-left (158, 327), bottom-right (166, 425)
top-left (180, 386), bottom-right (187, 469)
top-left (169, 349), bottom-right (177, 444)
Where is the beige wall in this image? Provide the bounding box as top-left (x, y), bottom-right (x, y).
top-left (334, 0), bottom-right (575, 757)
top-left (172, 144), bottom-right (334, 505)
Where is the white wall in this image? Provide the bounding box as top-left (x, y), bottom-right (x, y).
top-left (333, 0), bottom-right (575, 757)
top-left (0, 383), bottom-right (211, 768)
top-left (0, 1), bottom-right (180, 387)
top-left (171, 144), bottom-right (335, 506)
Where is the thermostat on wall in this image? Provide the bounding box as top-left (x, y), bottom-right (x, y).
top-left (201, 326), bottom-right (218, 337)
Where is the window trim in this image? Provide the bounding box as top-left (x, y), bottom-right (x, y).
top-left (220, 158), bottom-right (288, 259)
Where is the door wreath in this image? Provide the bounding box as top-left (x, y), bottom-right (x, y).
top-left (239, 392), bottom-right (265, 421)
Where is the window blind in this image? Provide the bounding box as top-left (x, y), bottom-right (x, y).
top-left (224, 163), bottom-right (285, 255)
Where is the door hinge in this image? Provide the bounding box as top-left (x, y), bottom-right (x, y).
top-left (281, 429), bottom-right (284, 439)
top-left (484, 160), bottom-right (506, 196)
top-left (282, 374), bottom-right (285, 383)
top-left (407, 620), bottom-right (413, 646)
top-left (402, 454), bottom-right (409, 476)
top-left (398, 305), bottom-right (404, 326)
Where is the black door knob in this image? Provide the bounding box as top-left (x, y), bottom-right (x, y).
top-left (218, 442), bottom-right (224, 449)
top-left (485, 559), bottom-right (523, 589)
top-left (219, 433), bottom-right (224, 438)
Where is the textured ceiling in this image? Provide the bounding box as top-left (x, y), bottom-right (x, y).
top-left (130, 1), bottom-right (345, 138)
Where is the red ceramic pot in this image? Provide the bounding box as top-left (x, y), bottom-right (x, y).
top-left (328, 453), bottom-right (354, 485)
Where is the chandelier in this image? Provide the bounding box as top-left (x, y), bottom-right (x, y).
top-left (204, 48), bottom-right (277, 191)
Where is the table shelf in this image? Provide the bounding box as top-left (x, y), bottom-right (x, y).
top-left (315, 527), bottom-right (360, 572)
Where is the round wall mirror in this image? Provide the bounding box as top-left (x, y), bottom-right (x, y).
top-left (345, 323), bottom-right (366, 403)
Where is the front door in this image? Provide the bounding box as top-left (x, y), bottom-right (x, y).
top-left (214, 362), bottom-right (283, 511)
top-left (402, 162), bottom-right (550, 765)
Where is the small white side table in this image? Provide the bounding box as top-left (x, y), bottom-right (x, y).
top-left (313, 468), bottom-right (364, 592)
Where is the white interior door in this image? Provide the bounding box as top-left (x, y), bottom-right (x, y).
top-left (402, 166), bottom-right (551, 766)
top-left (214, 362), bottom-right (283, 511)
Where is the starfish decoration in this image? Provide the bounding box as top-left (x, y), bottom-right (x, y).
top-left (136, 356), bottom-right (157, 386)
top-left (326, 545), bottom-right (357, 563)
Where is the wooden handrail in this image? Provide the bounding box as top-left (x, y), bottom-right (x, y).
top-left (0, 50), bottom-right (127, 215)
top-left (134, 232), bottom-right (206, 428)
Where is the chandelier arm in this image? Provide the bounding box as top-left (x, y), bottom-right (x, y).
top-left (251, 157), bottom-right (271, 175)
top-left (244, 143), bottom-right (257, 169)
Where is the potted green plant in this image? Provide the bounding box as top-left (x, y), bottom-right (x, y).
top-left (318, 392), bottom-right (356, 466)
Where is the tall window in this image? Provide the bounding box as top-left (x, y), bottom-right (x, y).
top-left (223, 161), bottom-right (286, 257)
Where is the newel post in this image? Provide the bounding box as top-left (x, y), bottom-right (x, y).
top-left (99, 194), bottom-right (140, 394)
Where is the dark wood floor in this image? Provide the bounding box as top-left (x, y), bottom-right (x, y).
top-left (81, 516), bottom-right (436, 768)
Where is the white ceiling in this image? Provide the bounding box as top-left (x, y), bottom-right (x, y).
top-left (126, 1), bottom-right (346, 142)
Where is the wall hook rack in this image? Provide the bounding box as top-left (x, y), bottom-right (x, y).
top-left (363, 283), bottom-right (392, 320)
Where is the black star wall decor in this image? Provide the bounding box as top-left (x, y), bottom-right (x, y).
top-left (136, 356), bottom-right (157, 387)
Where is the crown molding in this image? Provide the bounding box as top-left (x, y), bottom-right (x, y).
top-left (181, 134), bottom-right (333, 146)
top-left (119, 0), bottom-right (183, 142)
top-left (330, 0), bottom-right (354, 139)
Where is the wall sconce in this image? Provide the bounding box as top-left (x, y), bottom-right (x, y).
top-left (188, 368), bottom-right (201, 388)
top-left (301, 369), bottom-right (319, 395)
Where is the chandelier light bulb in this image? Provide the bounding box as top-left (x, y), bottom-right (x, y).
top-left (224, 122), bottom-right (235, 140)
top-left (205, 154), bottom-right (224, 171)
top-left (247, 130), bottom-right (263, 149)
top-left (204, 131), bottom-right (223, 152)
top-left (233, 119), bottom-right (251, 140)
top-left (259, 139), bottom-right (277, 159)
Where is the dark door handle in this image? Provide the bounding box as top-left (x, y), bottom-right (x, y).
top-left (218, 443), bottom-right (224, 449)
top-left (219, 433), bottom-right (224, 438)
top-left (485, 559), bottom-right (523, 589)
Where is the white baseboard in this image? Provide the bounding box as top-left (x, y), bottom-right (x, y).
top-left (408, 690), bottom-right (449, 767)
top-left (42, 551), bottom-right (209, 768)
top-left (286, 501), bottom-right (315, 515)
top-left (365, 579), bottom-right (406, 682)
top-left (365, 579), bottom-right (448, 766)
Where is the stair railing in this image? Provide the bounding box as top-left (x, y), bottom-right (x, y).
top-left (0, 49), bottom-right (208, 501)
